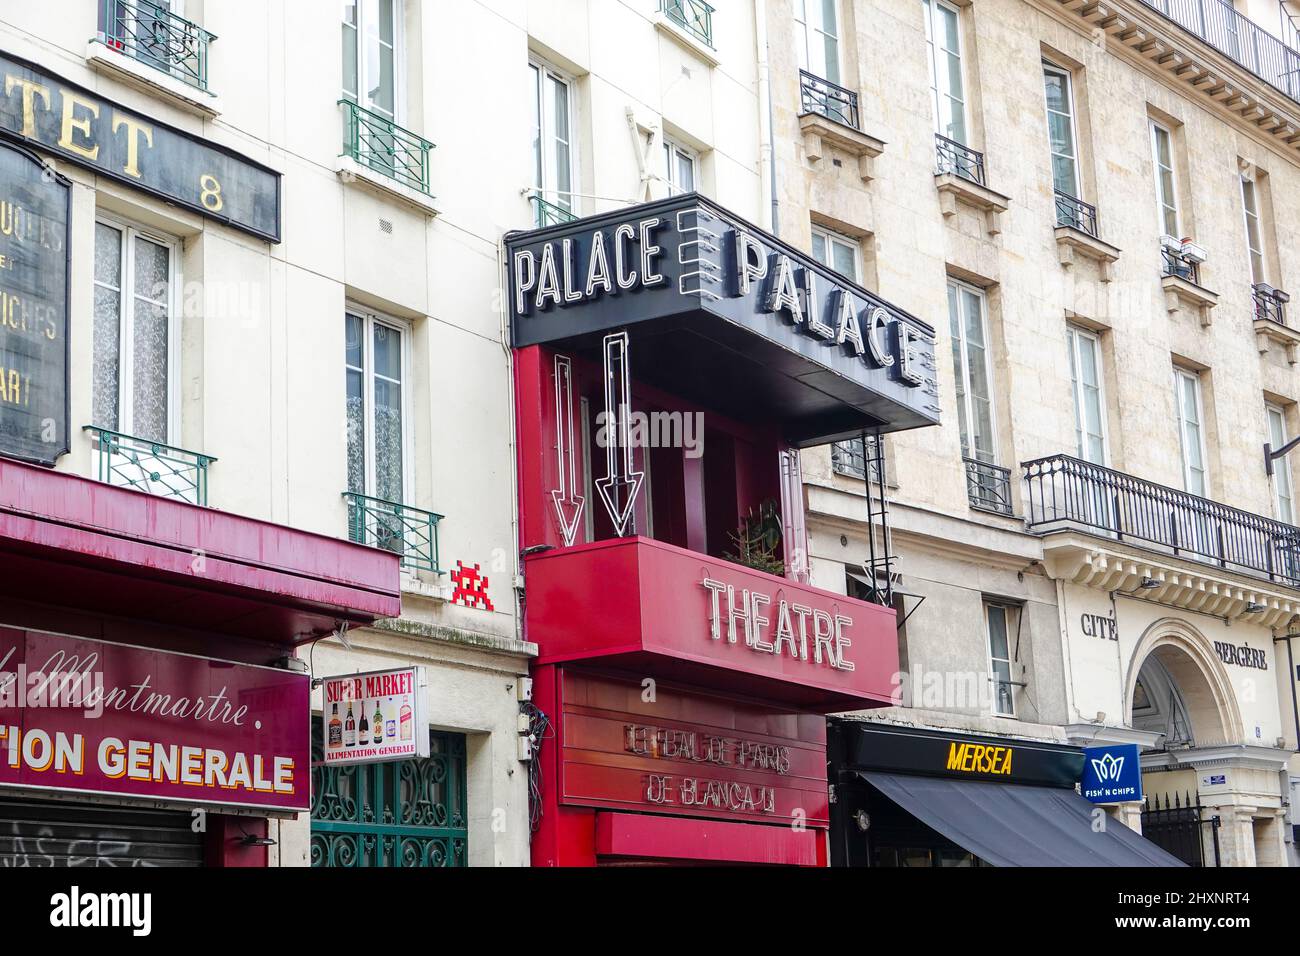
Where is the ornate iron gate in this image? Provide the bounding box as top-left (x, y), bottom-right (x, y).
top-left (1141, 791), bottom-right (1220, 867)
top-left (310, 726), bottom-right (468, 867)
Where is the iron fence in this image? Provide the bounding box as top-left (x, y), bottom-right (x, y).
top-left (343, 491), bottom-right (443, 573)
top-left (661, 0), bottom-right (715, 48)
top-left (339, 99), bottom-right (434, 195)
top-left (97, 0), bottom-right (214, 92)
top-left (1161, 245), bottom-right (1202, 285)
top-left (1055, 190), bottom-right (1099, 237)
top-left (1253, 282), bottom-right (1290, 325)
top-left (799, 70), bottom-right (861, 129)
top-left (965, 457), bottom-right (1014, 516)
top-left (84, 425), bottom-right (214, 506)
top-left (935, 134), bottom-right (986, 186)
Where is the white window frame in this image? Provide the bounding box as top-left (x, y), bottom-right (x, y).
top-left (345, 303), bottom-right (414, 504)
top-left (530, 57), bottom-right (578, 216)
top-left (1267, 403), bottom-right (1294, 524)
top-left (794, 0), bottom-right (841, 84)
top-left (923, 0), bottom-right (968, 145)
top-left (1173, 366), bottom-right (1210, 498)
top-left (92, 214), bottom-right (181, 444)
top-left (342, 0), bottom-right (406, 123)
top-left (1241, 174), bottom-right (1266, 286)
top-left (1150, 121), bottom-right (1180, 239)
top-left (1066, 325), bottom-right (1109, 466)
top-left (948, 278), bottom-right (997, 465)
top-left (810, 225), bottom-right (861, 282)
top-left (984, 601), bottom-right (1018, 718)
top-left (1042, 61), bottom-right (1081, 200)
top-left (662, 137), bottom-right (698, 196)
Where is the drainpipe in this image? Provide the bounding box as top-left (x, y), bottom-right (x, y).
top-left (497, 233), bottom-right (523, 646)
top-left (755, 0), bottom-right (777, 234)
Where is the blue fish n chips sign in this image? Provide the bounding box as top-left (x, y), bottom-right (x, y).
top-left (1081, 743), bottom-right (1143, 804)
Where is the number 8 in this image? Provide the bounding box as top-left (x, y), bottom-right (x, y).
top-left (199, 174), bottom-right (223, 212)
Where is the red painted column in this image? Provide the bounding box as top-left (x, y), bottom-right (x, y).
top-left (204, 816), bottom-right (270, 867)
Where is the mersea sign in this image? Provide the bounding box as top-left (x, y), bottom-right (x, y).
top-left (0, 50), bottom-right (280, 242)
top-left (506, 194), bottom-right (941, 433)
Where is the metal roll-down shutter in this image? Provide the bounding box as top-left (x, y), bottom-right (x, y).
top-left (0, 797), bottom-right (204, 867)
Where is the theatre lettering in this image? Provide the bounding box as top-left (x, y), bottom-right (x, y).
top-left (702, 576), bottom-right (856, 672)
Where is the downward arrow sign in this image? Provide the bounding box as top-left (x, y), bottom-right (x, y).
top-left (550, 354), bottom-right (585, 547)
top-left (595, 332), bottom-right (643, 537)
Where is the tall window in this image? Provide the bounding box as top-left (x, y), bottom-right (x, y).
top-left (346, 309), bottom-right (408, 504)
top-left (1042, 63), bottom-right (1080, 199)
top-left (794, 0), bottom-right (841, 84)
top-left (1267, 404), bottom-right (1294, 523)
top-left (663, 139), bottom-right (697, 195)
top-left (811, 225), bottom-right (859, 281)
top-left (948, 280), bottom-right (995, 466)
top-left (1173, 367), bottom-right (1208, 498)
top-left (923, 0), bottom-right (966, 145)
top-left (1241, 175), bottom-right (1266, 285)
top-left (1151, 122), bottom-right (1179, 237)
top-left (985, 602), bottom-right (1017, 718)
top-left (1066, 326), bottom-right (1107, 465)
top-left (92, 219), bottom-right (176, 443)
top-left (813, 228), bottom-right (874, 481)
top-left (342, 0), bottom-right (398, 121)
top-left (531, 61), bottom-right (574, 222)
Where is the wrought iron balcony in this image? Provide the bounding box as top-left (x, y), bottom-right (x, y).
top-left (1139, 0), bottom-right (1300, 105)
top-left (531, 194), bottom-right (577, 228)
top-left (1252, 282), bottom-right (1290, 325)
top-left (965, 457), bottom-right (1013, 516)
top-left (1161, 245), bottom-right (1201, 286)
top-left (799, 70), bottom-right (861, 130)
top-left (97, 0), bottom-right (214, 92)
top-left (343, 492), bottom-right (443, 573)
top-left (1023, 453), bottom-right (1300, 588)
top-left (661, 0), bottom-right (715, 49)
top-left (339, 100), bottom-right (434, 195)
top-left (83, 426), bottom-right (215, 506)
top-left (1054, 191), bottom-right (1099, 237)
top-left (935, 134), bottom-right (986, 186)
top-left (832, 436), bottom-right (882, 484)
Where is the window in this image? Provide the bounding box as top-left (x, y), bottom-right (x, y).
top-left (985, 602), bottom-right (1017, 717)
top-left (794, 0), bottom-right (841, 84)
top-left (1267, 404), bottom-right (1294, 523)
top-left (1066, 326), bottom-right (1107, 465)
top-left (923, 0), bottom-right (966, 145)
top-left (1042, 63), bottom-right (1080, 199)
top-left (663, 139), bottom-right (697, 195)
top-left (1173, 367), bottom-right (1208, 497)
top-left (1241, 175), bottom-right (1266, 286)
top-left (342, 0), bottom-right (399, 121)
top-left (531, 60), bottom-right (575, 221)
top-left (1151, 123), bottom-right (1179, 238)
top-left (948, 280), bottom-right (995, 466)
top-left (345, 309), bottom-right (409, 504)
top-left (92, 218), bottom-right (177, 443)
top-left (811, 225), bottom-right (859, 281)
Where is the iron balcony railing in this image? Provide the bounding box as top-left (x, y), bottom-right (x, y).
top-left (97, 0), bottom-right (214, 92)
top-left (832, 436), bottom-right (882, 483)
top-left (1055, 190), bottom-right (1099, 237)
top-left (343, 491), bottom-right (443, 573)
top-left (799, 70), bottom-right (861, 130)
top-left (531, 194), bottom-right (577, 228)
top-left (1161, 245), bottom-right (1202, 285)
top-left (84, 425), bottom-right (215, 506)
top-left (339, 99), bottom-right (434, 195)
top-left (1023, 453), bottom-right (1300, 588)
top-left (935, 134), bottom-right (986, 186)
top-left (661, 0), bottom-right (715, 49)
top-left (1252, 282), bottom-right (1290, 324)
top-left (965, 457), bottom-right (1014, 516)
top-left (1140, 0), bottom-right (1300, 105)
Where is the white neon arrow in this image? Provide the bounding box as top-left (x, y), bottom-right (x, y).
top-left (550, 354), bottom-right (585, 547)
top-left (595, 332), bottom-right (643, 537)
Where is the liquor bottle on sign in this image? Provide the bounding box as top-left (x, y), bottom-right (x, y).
top-left (400, 701), bottom-right (412, 741)
top-left (385, 698), bottom-right (396, 740)
top-left (344, 701), bottom-right (356, 748)
top-left (358, 703), bottom-right (369, 747)
top-left (328, 703), bottom-right (342, 749)
top-left (373, 699), bottom-right (383, 745)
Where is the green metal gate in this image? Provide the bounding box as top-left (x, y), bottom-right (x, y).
top-left (310, 725), bottom-right (468, 867)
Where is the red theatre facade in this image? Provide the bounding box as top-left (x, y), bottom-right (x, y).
top-left (508, 194), bottom-right (941, 866)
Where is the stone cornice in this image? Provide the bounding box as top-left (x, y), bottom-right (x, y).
top-left (1045, 0), bottom-right (1300, 155)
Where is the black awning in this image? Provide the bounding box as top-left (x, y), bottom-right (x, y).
top-left (861, 771), bottom-right (1185, 867)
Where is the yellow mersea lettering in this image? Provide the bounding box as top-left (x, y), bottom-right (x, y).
top-left (57, 89), bottom-right (99, 160)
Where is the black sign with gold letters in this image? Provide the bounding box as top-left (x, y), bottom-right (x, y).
top-left (0, 50), bottom-right (280, 242)
top-left (0, 140), bottom-right (69, 465)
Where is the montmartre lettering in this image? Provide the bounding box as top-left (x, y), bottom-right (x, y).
top-left (1213, 640), bottom-right (1268, 671)
top-left (946, 742), bottom-right (1014, 776)
top-left (700, 576), bottom-right (854, 672)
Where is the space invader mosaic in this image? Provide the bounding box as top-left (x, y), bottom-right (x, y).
top-left (450, 561), bottom-right (495, 612)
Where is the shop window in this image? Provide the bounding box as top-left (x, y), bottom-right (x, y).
top-left (91, 218), bottom-right (177, 444)
top-left (984, 601), bottom-right (1018, 717)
